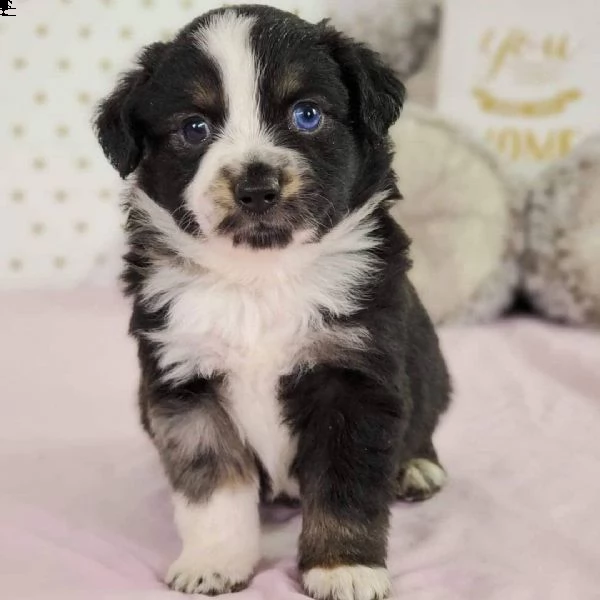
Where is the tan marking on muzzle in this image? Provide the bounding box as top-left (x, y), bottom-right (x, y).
top-left (209, 172), bottom-right (237, 214)
top-left (281, 167), bottom-right (304, 201)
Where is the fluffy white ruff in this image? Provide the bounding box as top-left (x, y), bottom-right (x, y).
top-left (167, 486), bottom-right (260, 595)
top-left (525, 133), bottom-right (600, 326)
top-left (303, 565), bottom-right (391, 600)
top-left (129, 187), bottom-right (385, 496)
top-left (129, 186), bottom-right (385, 297)
top-left (390, 103), bottom-right (525, 325)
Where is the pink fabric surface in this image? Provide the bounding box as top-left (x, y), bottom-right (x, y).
top-left (1, 289), bottom-right (599, 599)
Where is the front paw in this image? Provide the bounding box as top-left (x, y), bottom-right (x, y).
top-left (303, 565), bottom-right (391, 600)
top-left (166, 553), bottom-right (251, 596)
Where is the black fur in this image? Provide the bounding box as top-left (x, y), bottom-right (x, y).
top-left (94, 5), bottom-right (450, 598)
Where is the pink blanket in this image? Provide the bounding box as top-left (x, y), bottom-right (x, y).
top-left (1, 289), bottom-right (599, 599)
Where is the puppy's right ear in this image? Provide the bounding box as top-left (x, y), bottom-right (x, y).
top-left (94, 42), bottom-right (168, 179)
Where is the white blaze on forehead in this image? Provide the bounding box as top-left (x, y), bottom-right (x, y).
top-left (195, 12), bottom-right (264, 143)
top-left (187, 11), bottom-right (289, 234)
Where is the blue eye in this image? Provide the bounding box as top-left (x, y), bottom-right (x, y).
top-left (292, 102), bottom-right (322, 132)
top-left (182, 117), bottom-right (211, 145)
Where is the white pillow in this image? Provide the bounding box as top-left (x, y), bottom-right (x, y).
top-left (327, 0), bottom-right (441, 79)
top-left (390, 105), bottom-right (525, 324)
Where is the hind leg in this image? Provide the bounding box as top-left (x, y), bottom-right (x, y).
top-left (396, 441), bottom-right (447, 502)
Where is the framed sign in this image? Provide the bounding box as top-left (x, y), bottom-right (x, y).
top-left (438, 0), bottom-right (600, 175)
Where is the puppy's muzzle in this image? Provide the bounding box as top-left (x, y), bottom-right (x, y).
top-left (234, 163), bottom-right (281, 214)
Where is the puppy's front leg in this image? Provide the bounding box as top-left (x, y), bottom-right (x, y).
top-left (145, 383), bottom-right (260, 595)
top-left (168, 484), bottom-right (259, 595)
top-left (284, 366), bottom-right (405, 600)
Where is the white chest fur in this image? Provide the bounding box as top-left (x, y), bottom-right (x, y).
top-left (149, 264), bottom-right (316, 496)
top-left (135, 191), bottom-right (385, 496)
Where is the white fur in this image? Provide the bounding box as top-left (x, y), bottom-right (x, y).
top-left (195, 12), bottom-right (262, 147)
top-left (188, 11), bottom-right (303, 233)
top-left (303, 566), bottom-right (391, 600)
top-left (167, 486), bottom-right (260, 594)
top-left (402, 458), bottom-right (446, 492)
top-left (133, 187), bottom-right (385, 497)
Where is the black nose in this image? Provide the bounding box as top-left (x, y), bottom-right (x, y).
top-left (235, 177), bottom-right (281, 214)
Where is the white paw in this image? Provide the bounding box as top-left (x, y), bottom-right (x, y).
top-left (397, 458), bottom-right (447, 502)
top-left (303, 565), bottom-right (391, 600)
top-left (167, 487), bottom-right (260, 595)
top-left (166, 552), bottom-right (251, 595)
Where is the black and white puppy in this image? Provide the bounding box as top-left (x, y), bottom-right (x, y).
top-left (94, 5), bottom-right (451, 600)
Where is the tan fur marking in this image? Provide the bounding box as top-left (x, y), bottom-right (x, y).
top-left (281, 167), bottom-right (304, 201)
top-left (193, 82), bottom-right (221, 112)
top-left (209, 174), bottom-right (236, 213)
top-left (275, 66), bottom-right (304, 101)
top-left (142, 383), bottom-right (256, 495)
top-left (300, 508), bottom-right (386, 570)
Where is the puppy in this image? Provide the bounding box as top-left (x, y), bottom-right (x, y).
top-left (94, 5), bottom-right (451, 599)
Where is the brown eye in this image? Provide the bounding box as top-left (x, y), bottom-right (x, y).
top-left (182, 117), bottom-right (211, 145)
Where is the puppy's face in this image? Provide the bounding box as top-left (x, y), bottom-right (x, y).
top-left (95, 6), bottom-right (404, 249)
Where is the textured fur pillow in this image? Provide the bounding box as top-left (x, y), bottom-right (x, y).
top-left (328, 0), bottom-right (441, 79)
top-left (524, 135), bottom-right (600, 326)
top-left (389, 105), bottom-right (526, 324)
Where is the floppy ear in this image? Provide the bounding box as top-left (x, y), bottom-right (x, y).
top-left (94, 42), bottom-right (168, 179)
top-left (319, 22), bottom-right (406, 139)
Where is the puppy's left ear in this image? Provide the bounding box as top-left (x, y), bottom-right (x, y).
top-left (319, 22), bottom-right (406, 139)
